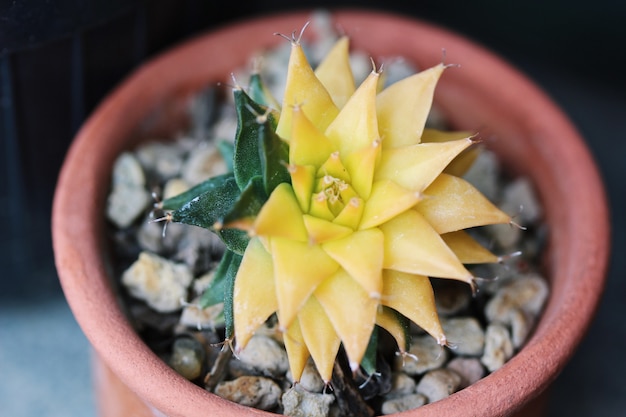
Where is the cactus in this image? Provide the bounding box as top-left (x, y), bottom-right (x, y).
top-left (159, 28), bottom-right (513, 386)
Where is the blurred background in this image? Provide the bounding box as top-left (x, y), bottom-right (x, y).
top-left (1, 1), bottom-right (623, 416)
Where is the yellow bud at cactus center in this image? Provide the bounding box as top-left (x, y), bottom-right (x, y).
top-left (233, 33), bottom-right (512, 384)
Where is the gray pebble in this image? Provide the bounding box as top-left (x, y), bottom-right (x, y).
top-left (181, 143), bottom-right (228, 185)
top-left (481, 324), bottom-right (514, 372)
top-left (485, 274), bottom-right (549, 324)
top-left (381, 393), bottom-right (427, 415)
top-left (237, 335), bottom-right (289, 377)
top-left (441, 317), bottom-right (485, 356)
top-left (446, 357), bottom-right (486, 389)
top-left (214, 376), bottom-right (282, 411)
top-left (282, 386), bottom-right (335, 417)
top-left (287, 358), bottom-right (325, 393)
top-left (500, 177), bottom-right (542, 225)
top-left (112, 152), bottom-right (146, 187)
top-left (106, 184), bottom-right (151, 228)
top-left (396, 335), bottom-right (448, 376)
top-left (135, 141), bottom-right (185, 180)
top-left (415, 368), bottom-right (462, 403)
top-left (385, 372), bottom-right (417, 399)
top-left (169, 337), bottom-right (205, 380)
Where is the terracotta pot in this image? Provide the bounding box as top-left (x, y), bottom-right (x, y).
top-left (52, 8), bottom-right (610, 417)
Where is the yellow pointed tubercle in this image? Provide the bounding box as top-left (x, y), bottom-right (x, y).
top-left (441, 230), bottom-right (500, 264)
top-left (379, 210), bottom-right (473, 283)
top-left (289, 164), bottom-right (316, 213)
top-left (421, 128), bottom-right (480, 177)
top-left (315, 269), bottom-right (378, 372)
top-left (333, 197), bottom-right (364, 230)
top-left (297, 296), bottom-right (341, 383)
top-left (377, 63), bottom-right (445, 149)
top-left (376, 306), bottom-right (408, 354)
top-left (321, 228), bottom-right (384, 297)
top-left (234, 237), bottom-right (278, 350)
top-left (382, 269), bottom-right (446, 345)
top-left (416, 173), bottom-right (512, 234)
top-left (303, 214), bottom-right (353, 244)
top-left (375, 138), bottom-right (473, 192)
top-left (283, 319), bottom-right (310, 383)
top-left (359, 179), bottom-right (422, 230)
top-left (270, 237), bottom-right (340, 331)
top-left (345, 138), bottom-right (381, 200)
top-left (253, 183), bottom-right (308, 242)
top-left (289, 105), bottom-right (336, 167)
top-left (324, 70), bottom-right (380, 157)
top-left (276, 42), bottom-right (339, 140)
top-left (314, 36), bottom-right (355, 109)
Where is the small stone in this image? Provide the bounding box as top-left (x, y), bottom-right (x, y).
top-left (396, 335), bottom-right (448, 376)
top-left (486, 222), bottom-right (522, 250)
top-left (481, 324), bottom-right (514, 372)
top-left (381, 393), bottom-right (427, 415)
top-left (501, 178), bottom-right (542, 225)
top-left (385, 372), bottom-right (417, 399)
top-left (446, 357), bottom-right (486, 389)
top-left (415, 369), bottom-right (462, 403)
top-left (237, 335), bottom-right (289, 377)
top-left (179, 300), bottom-right (224, 330)
top-left (508, 308), bottom-right (534, 349)
top-left (214, 376), bottom-right (281, 411)
top-left (112, 152), bottom-right (146, 187)
top-left (282, 386), bottom-right (335, 417)
top-left (485, 274), bottom-right (549, 324)
top-left (137, 215), bottom-right (184, 253)
top-left (181, 143), bottom-right (228, 185)
top-left (135, 141), bottom-right (185, 180)
top-left (441, 317), bottom-right (485, 356)
top-left (173, 222), bottom-right (225, 273)
top-left (162, 178), bottom-right (190, 200)
top-left (287, 358), bottom-right (325, 393)
top-left (169, 337), bottom-right (205, 380)
top-left (462, 149), bottom-right (500, 202)
top-left (433, 281), bottom-right (472, 316)
top-left (106, 184), bottom-right (151, 228)
top-left (121, 251), bottom-right (193, 312)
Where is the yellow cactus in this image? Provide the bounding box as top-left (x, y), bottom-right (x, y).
top-left (228, 35), bottom-right (512, 383)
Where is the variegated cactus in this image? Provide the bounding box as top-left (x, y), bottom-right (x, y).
top-left (159, 29), bottom-right (513, 385)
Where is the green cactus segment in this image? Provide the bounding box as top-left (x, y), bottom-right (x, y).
top-left (217, 139), bottom-right (235, 172)
top-left (170, 174), bottom-right (240, 228)
top-left (221, 175), bottom-right (267, 228)
top-left (249, 72), bottom-right (281, 111)
top-left (232, 89), bottom-right (279, 191)
top-left (222, 250), bottom-right (243, 339)
top-left (258, 121), bottom-right (290, 195)
top-left (160, 172), bottom-right (235, 211)
top-left (199, 249), bottom-right (237, 308)
top-left (361, 327), bottom-right (378, 376)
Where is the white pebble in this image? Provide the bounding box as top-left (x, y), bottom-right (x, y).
top-left (480, 324), bottom-right (514, 372)
top-left (214, 376), bottom-right (281, 411)
top-left (121, 251), bottom-right (193, 312)
top-left (441, 317), bottom-right (485, 356)
top-left (181, 143), bottom-right (228, 185)
top-left (446, 357), bottom-right (486, 389)
top-left (397, 335), bottom-right (448, 375)
top-left (237, 335), bottom-right (289, 377)
top-left (282, 385), bottom-right (335, 417)
top-left (485, 274), bottom-right (549, 324)
top-left (381, 393), bottom-right (427, 415)
top-left (415, 369), bottom-right (462, 403)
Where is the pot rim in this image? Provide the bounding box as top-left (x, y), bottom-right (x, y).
top-left (52, 8), bottom-right (610, 417)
